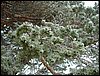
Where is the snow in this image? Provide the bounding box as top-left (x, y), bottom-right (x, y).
top-left (1, 30), bottom-right (3, 34)
top-left (81, 56), bottom-right (93, 63)
top-left (63, 68), bottom-right (70, 74)
top-left (22, 65), bottom-right (31, 74)
top-left (83, 1), bottom-right (98, 7)
top-left (63, 61), bottom-right (77, 74)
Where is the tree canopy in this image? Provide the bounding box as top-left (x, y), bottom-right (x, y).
top-left (1, 1), bottom-right (99, 75)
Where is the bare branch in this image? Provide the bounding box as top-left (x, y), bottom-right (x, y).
top-left (40, 56), bottom-right (61, 75)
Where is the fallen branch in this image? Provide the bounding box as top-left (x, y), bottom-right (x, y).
top-left (40, 56), bottom-right (61, 75)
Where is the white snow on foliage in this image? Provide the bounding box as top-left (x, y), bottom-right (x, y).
top-left (16, 1), bottom-right (98, 75)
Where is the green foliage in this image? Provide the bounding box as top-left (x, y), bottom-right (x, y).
top-left (1, 46), bottom-right (23, 75)
top-left (10, 22), bottom-right (64, 65)
top-left (71, 66), bottom-right (99, 75)
top-left (11, 21), bottom-right (86, 67)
